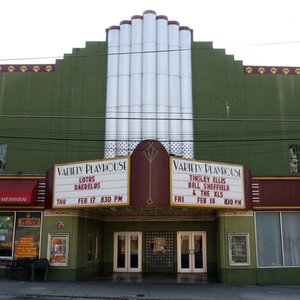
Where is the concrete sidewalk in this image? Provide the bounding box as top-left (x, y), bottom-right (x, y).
top-left (0, 279), bottom-right (300, 300)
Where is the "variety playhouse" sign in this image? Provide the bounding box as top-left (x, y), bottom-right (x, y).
top-left (170, 157), bottom-right (245, 209)
top-left (53, 157), bottom-right (130, 208)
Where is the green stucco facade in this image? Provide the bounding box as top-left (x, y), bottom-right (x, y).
top-left (192, 42), bottom-right (300, 176)
top-left (1, 41), bottom-right (300, 175)
top-left (40, 211), bottom-right (105, 281)
top-left (0, 42), bottom-right (107, 174)
top-left (217, 213), bottom-right (257, 285)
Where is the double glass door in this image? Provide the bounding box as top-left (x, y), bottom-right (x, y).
top-left (113, 232), bottom-right (142, 272)
top-left (177, 231), bottom-right (207, 273)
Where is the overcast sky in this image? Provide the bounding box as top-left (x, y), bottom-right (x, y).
top-left (1, 0), bottom-right (300, 66)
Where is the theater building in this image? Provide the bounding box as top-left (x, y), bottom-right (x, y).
top-left (0, 10), bottom-right (300, 284)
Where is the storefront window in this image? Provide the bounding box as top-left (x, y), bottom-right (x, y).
top-left (0, 212), bottom-right (14, 258)
top-left (256, 212), bottom-right (282, 266)
top-left (282, 212), bottom-right (300, 266)
top-left (0, 211), bottom-right (42, 259)
top-left (14, 212), bottom-right (41, 258)
top-left (256, 212), bottom-right (300, 267)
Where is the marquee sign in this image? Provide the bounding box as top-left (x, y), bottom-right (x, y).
top-left (53, 157), bottom-right (130, 208)
top-left (170, 157), bottom-right (245, 209)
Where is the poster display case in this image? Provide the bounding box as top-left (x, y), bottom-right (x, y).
top-left (228, 233), bottom-right (250, 266)
top-left (47, 233), bottom-right (69, 266)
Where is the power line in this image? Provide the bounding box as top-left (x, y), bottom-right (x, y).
top-left (0, 133), bottom-right (299, 143)
top-left (0, 48), bottom-right (193, 62)
top-left (226, 41), bottom-right (300, 48)
top-left (1, 113), bottom-right (300, 123)
top-left (1, 40), bottom-right (300, 62)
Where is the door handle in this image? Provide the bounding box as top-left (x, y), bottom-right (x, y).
top-left (189, 249), bottom-right (195, 255)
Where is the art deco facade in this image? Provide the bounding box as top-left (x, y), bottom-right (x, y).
top-left (0, 10), bottom-right (300, 284)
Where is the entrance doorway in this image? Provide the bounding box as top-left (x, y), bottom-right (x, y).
top-left (113, 232), bottom-right (142, 272)
top-left (177, 231), bottom-right (207, 273)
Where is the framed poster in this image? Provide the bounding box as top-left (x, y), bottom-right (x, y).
top-left (152, 237), bottom-right (166, 252)
top-left (228, 233), bottom-right (250, 266)
top-left (47, 233), bottom-right (69, 266)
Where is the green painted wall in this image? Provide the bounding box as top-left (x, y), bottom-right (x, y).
top-left (75, 215), bottom-right (103, 280)
top-left (1, 41), bottom-right (300, 176)
top-left (217, 213), bottom-right (257, 285)
top-left (41, 213), bottom-right (79, 281)
top-left (41, 213), bottom-right (103, 281)
top-left (0, 41), bottom-right (107, 174)
top-left (256, 268), bottom-right (300, 285)
top-left (192, 42), bottom-right (300, 176)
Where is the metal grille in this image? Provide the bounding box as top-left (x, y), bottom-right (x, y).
top-left (0, 144), bottom-right (7, 173)
top-left (251, 182), bottom-right (260, 204)
top-left (181, 142), bottom-right (194, 159)
top-left (105, 141), bottom-right (194, 159)
top-left (36, 179), bottom-right (46, 205)
top-left (289, 145), bottom-right (300, 173)
top-left (145, 232), bottom-right (174, 268)
top-left (104, 142), bottom-right (117, 158)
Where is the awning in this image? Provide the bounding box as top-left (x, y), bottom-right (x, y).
top-left (0, 179), bottom-right (38, 205)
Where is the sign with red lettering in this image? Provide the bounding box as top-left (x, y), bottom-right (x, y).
top-left (170, 157), bottom-right (245, 209)
top-left (18, 218), bottom-right (41, 227)
top-left (53, 157), bottom-right (130, 208)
